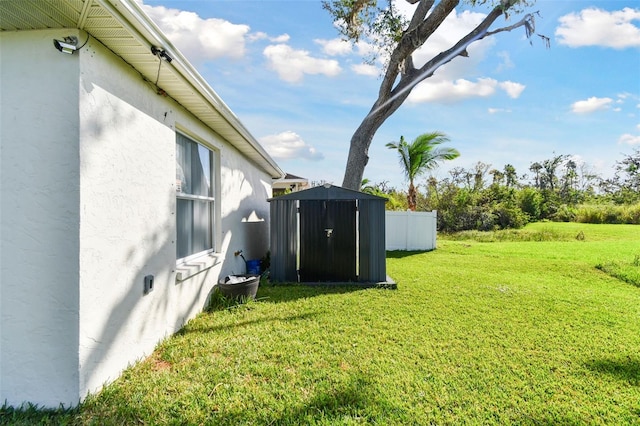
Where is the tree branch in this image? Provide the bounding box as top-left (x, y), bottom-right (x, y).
top-left (379, 0), bottom-right (457, 101)
top-left (484, 11), bottom-right (550, 47)
top-left (390, 0), bottom-right (537, 102)
top-left (406, 0), bottom-right (435, 33)
top-left (484, 13), bottom-right (533, 37)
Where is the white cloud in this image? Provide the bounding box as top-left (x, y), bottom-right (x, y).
top-left (248, 31), bottom-right (267, 42)
top-left (355, 40), bottom-right (379, 58)
top-left (259, 131), bottom-right (324, 160)
top-left (618, 133), bottom-right (640, 145)
top-left (248, 32), bottom-right (290, 43)
top-left (351, 63), bottom-right (378, 76)
top-left (571, 97), bottom-right (613, 114)
top-left (408, 77), bottom-right (523, 104)
top-left (488, 108), bottom-right (512, 114)
top-left (271, 34), bottom-right (291, 43)
top-left (567, 154), bottom-right (585, 166)
top-left (556, 7), bottom-right (640, 49)
top-left (315, 38), bottom-right (353, 56)
top-left (139, 2), bottom-right (249, 61)
top-left (263, 44), bottom-right (342, 83)
top-left (496, 51), bottom-right (514, 72)
top-left (499, 81), bottom-right (526, 99)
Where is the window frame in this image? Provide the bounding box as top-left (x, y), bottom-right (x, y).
top-left (175, 131), bottom-right (219, 265)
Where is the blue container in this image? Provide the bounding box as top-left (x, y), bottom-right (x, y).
top-left (246, 259), bottom-right (261, 275)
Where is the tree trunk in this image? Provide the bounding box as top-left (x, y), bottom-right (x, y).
top-left (407, 180), bottom-right (417, 211)
top-left (342, 118), bottom-right (380, 190)
top-left (342, 95), bottom-right (407, 190)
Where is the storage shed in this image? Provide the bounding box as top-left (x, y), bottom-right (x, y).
top-left (269, 184), bottom-right (391, 285)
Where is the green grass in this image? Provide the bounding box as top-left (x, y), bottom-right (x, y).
top-left (596, 255), bottom-right (640, 288)
top-left (3, 223), bottom-right (640, 425)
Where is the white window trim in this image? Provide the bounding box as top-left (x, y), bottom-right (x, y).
top-left (175, 251), bottom-right (222, 282)
top-left (176, 193), bottom-right (216, 202)
top-left (175, 130), bottom-right (222, 275)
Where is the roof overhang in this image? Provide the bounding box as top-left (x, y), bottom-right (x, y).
top-left (0, 0), bottom-right (284, 179)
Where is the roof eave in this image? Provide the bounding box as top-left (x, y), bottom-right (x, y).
top-left (100, 0), bottom-right (284, 179)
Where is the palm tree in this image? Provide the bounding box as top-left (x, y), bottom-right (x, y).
top-left (529, 162), bottom-right (542, 189)
top-left (386, 132), bottom-right (459, 211)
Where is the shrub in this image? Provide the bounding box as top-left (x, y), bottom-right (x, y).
top-left (621, 203), bottom-right (640, 224)
top-left (493, 203), bottom-right (528, 229)
top-left (551, 204), bottom-right (576, 222)
top-left (518, 187), bottom-right (542, 221)
top-left (575, 203), bottom-right (640, 224)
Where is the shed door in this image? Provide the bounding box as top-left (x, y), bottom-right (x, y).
top-left (299, 200), bottom-right (356, 282)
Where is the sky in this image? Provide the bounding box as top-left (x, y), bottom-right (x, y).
top-left (139, 0), bottom-right (640, 190)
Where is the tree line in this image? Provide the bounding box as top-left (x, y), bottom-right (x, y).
top-left (363, 148), bottom-right (640, 232)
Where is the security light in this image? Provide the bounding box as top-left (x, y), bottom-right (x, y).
top-left (53, 36), bottom-right (78, 54)
top-left (151, 46), bottom-right (173, 62)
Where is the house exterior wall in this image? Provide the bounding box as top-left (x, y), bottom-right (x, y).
top-left (1, 29), bottom-right (273, 407)
top-left (0, 29), bottom-right (82, 407)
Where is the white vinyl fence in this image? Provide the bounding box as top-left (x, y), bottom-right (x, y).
top-left (385, 210), bottom-right (437, 251)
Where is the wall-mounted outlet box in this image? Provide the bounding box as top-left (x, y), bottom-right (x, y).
top-left (144, 275), bottom-right (154, 294)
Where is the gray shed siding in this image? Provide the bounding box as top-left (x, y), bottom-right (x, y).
top-left (269, 185), bottom-right (386, 283)
top-left (358, 199), bottom-right (386, 282)
top-left (269, 199), bottom-right (298, 282)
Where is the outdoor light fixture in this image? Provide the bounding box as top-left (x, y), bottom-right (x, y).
top-left (53, 36), bottom-right (79, 54)
top-left (151, 46), bottom-right (172, 62)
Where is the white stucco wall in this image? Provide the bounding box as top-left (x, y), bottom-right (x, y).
top-left (0, 29), bottom-right (82, 407)
top-left (1, 29), bottom-right (273, 407)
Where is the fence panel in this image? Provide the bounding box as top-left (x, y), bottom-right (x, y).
top-left (385, 210), bottom-right (437, 251)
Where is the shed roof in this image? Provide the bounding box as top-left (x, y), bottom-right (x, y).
top-left (269, 184), bottom-right (387, 202)
top-left (0, 0), bottom-right (284, 179)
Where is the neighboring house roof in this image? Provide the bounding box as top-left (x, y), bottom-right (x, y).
top-left (273, 173), bottom-right (309, 188)
top-left (0, 0), bottom-right (284, 179)
top-left (283, 173), bottom-right (306, 180)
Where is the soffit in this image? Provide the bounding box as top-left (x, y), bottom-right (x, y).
top-left (0, 0), bottom-right (284, 179)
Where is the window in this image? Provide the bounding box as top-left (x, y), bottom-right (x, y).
top-left (176, 133), bottom-right (215, 260)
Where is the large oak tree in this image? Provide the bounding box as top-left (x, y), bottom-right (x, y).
top-left (322, 0), bottom-right (547, 190)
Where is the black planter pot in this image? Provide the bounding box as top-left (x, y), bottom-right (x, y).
top-left (217, 274), bottom-right (260, 300)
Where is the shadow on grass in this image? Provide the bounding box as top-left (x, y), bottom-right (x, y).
top-left (177, 311), bottom-right (322, 335)
top-left (0, 402), bottom-right (79, 425)
top-left (595, 260), bottom-right (640, 288)
top-left (273, 374), bottom-right (399, 424)
top-left (585, 356), bottom-right (640, 386)
top-left (386, 250), bottom-right (432, 259)
top-left (208, 373), bottom-right (404, 425)
top-left (256, 282), bottom-right (373, 304)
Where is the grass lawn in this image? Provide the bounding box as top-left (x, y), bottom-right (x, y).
top-left (3, 223), bottom-right (640, 425)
